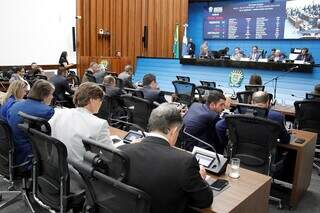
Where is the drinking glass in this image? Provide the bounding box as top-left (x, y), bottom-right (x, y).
top-left (229, 158), bottom-right (240, 179)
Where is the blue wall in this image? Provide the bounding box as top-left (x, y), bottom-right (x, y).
top-left (133, 1), bottom-right (320, 106)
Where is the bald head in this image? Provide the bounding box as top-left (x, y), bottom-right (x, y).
top-left (252, 91), bottom-right (270, 107)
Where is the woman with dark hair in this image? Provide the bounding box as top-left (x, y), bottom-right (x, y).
top-left (7, 79), bottom-right (55, 167)
top-left (249, 74), bottom-right (262, 85)
top-left (49, 82), bottom-right (112, 162)
top-left (59, 51), bottom-right (74, 69)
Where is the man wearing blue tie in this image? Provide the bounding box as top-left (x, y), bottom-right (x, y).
top-left (249, 46), bottom-right (261, 61)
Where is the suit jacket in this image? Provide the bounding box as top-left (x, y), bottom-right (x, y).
top-left (82, 70), bottom-right (96, 83)
top-left (118, 71), bottom-right (135, 88)
top-left (183, 103), bottom-right (224, 153)
top-left (94, 70), bottom-right (107, 84)
top-left (7, 98), bottom-right (54, 166)
top-left (119, 136), bottom-right (213, 213)
top-left (216, 109), bottom-right (290, 145)
top-left (296, 54), bottom-right (315, 64)
top-left (142, 86), bottom-right (166, 104)
top-left (105, 85), bottom-right (123, 97)
top-left (249, 52), bottom-right (261, 61)
top-left (50, 74), bottom-right (74, 101)
top-left (49, 107), bottom-right (113, 162)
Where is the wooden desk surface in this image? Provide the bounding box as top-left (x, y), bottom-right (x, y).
top-left (203, 167), bottom-right (271, 213)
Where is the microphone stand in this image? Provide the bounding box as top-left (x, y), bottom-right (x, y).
top-left (263, 65), bottom-right (299, 104)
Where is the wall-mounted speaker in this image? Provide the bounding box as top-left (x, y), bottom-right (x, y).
top-left (142, 26), bottom-right (148, 49)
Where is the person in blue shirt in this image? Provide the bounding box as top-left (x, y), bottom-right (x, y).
top-left (216, 91), bottom-right (290, 145)
top-left (0, 80), bottom-right (27, 121)
top-left (183, 91), bottom-right (227, 154)
top-left (7, 80), bottom-right (55, 167)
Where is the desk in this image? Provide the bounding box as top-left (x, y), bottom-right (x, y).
top-left (180, 58), bottom-right (313, 72)
top-left (110, 127), bottom-right (271, 213)
top-left (277, 130), bottom-right (317, 208)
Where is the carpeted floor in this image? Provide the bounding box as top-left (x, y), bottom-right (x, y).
top-left (1, 170), bottom-right (319, 213)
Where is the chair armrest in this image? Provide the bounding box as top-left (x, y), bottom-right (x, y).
top-left (11, 154), bottom-right (33, 169)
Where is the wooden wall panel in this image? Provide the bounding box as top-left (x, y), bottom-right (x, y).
top-left (76, 0), bottom-right (188, 77)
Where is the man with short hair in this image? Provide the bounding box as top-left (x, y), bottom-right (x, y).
top-left (216, 91), bottom-right (290, 145)
top-left (249, 46), bottom-right (261, 61)
top-left (118, 65), bottom-right (135, 88)
top-left (94, 64), bottom-right (108, 84)
top-left (119, 103), bottom-right (213, 213)
top-left (50, 67), bottom-right (74, 107)
top-left (103, 75), bottom-right (123, 97)
top-left (141, 73), bottom-right (166, 103)
top-left (183, 91), bottom-right (226, 153)
top-left (82, 62), bottom-right (99, 83)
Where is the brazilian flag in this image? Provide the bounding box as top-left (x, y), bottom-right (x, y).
top-left (173, 24), bottom-right (179, 58)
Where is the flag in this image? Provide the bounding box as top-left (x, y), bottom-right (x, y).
top-left (173, 24), bottom-right (179, 58)
top-left (182, 24), bottom-right (188, 56)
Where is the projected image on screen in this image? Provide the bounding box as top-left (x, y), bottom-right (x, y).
top-left (285, 0), bottom-right (320, 39)
top-left (203, 0), bottom-right (320, 40)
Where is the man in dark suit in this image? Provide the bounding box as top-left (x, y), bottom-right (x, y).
top-left (296, 48), bottom-right (315, 64)
top-left (183, 91), bottom-right (227, 154)
top-left (50, 67), bottom-right (74, 107)
top-left (118, 65), bottom-right (136, 88)
top-left (249, 45), bottom-right (262, 61)
top-left (187, 38), bottom-right (196, 57)
top-left (103, 75), bottom-right (123, 97)
top-left (141, 73), bottom-right (167, 104)
top-left (119, 103), bottom-right (213, 213)
top-left (216, 91), bottom-right (290, 145)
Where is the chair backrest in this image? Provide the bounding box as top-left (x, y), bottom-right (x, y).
top-left (172, 80), bottom-right (196, 106)
top-left (18, 124), bottom-right (70, 211)
top-left (18, 111), bottom-right (51, 135)
top-left (195, 86), bottom-right (223, 103)
top-left (176, 76), bottom-right (190, 82)
top-left (237, 91), bottom-right (253, 104)
top-left (225, 114), bottom-right (281, 174)
top-left (85, 72), bottom-right (97, 83)
top-left (82, 138), bottom-right (130, 182)
top-left (96, 95), bottom-right (126, 121)
top-left (294, 100), bottom-right (320, 136)
top-left (200, 80), bottom-right (216, 88)
top-left (0, 119), bottom-right (14, 178)
top-left (121, 94), bottom-right (154, 130)
top-left (115, 77), bottom-right (124, 89)
top-left (124, 88), bottom-right (144, 98)
top-left (71, 152), bottom-right (151, 213)
top-left (67, 71), bottom-right (81, 86)
top-left (305, 93), bottom-right (320, 100)
top-left (35, 74), bottom-right (48, 80)
top-left (236, 103), bottom-right (269, 118)
top-left (245, 85), bottom-right (265, 92)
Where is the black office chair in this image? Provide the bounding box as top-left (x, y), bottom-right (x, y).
top-left (82, 138), bottom-right (130, 182)
top-left (84, 71), bottom-right (97, 83)
top-left (18, 125), bottom-right (85, 213)
top-left (305, 93), bottom-right (320, 100)
top-left (70, 151), bottom-right (151, 213)
top-left (236, 103), bottom-right (269, 118)
top-left (0, 119), bottom-right (34, 212)
top-left (237, 91), bottom-right (253, 104)
top-left (67, 70), bottom-right (81, 87)
top-left (245, 85), bottom-right (265, 92)
top-left (18, 111), bottom-right (51, 135)
top-left (124, 87), bottom-right (144, 98)
top-left (176, 76), bottom-right (190, 82)
top-left (35, 74), bottom-right (48, 80)
top-left (172, 80), bottom-right (196, 106)
top-left (195, 86), bottom-right (223, 103)
top-left (106, 71), bottom-right (118, 77)
top-left (225, 114), bottom-right (287, 208)
top-left (120, 94), bottom-right (156, 131)
top-left (115, 77), bottom-right (124, 89)
top-left (95, 95), bottom-right (126, 121)
top-left (294, 100), bottom-right (320, 175)
top-left (200, 80), bottom-right (216, 88)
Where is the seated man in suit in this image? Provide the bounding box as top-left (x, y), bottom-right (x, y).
top-left (119, 103), bottom-right (213, 213)
top-left (183, 91), bottom-right (227, 154)
top-left (103, 75), bottom-right (123, 97)
top-left (50, 67), bottom-right (75, 107)
top-left (249, 45), bottom-right (261, 61)
top-left (82, 62), bottom-right (99, 83)
top-left (141, 73), bottom-right (166, 103)
top-left (296, 48), bottom-right (315, 64)
top-left (94, 64), bottom-right (107, 84)
top-left (216, 91), bottom-right (290, 145)
top-left (118, 65), bottom-right (136, 88)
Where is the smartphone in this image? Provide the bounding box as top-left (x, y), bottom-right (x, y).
top-left (210, 179), bottom-right (229, 191)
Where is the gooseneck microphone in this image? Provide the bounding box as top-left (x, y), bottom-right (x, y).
top-left (183, 128), bottom-right (221, 163)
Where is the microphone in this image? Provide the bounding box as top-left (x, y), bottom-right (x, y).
top-left (218, 84), bottom-right (237, 100)
top-left (183, 128), bottom-right (221, 163)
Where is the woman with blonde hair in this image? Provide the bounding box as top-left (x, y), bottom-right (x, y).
top-left (0, 80), bottom-right (27, 120)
